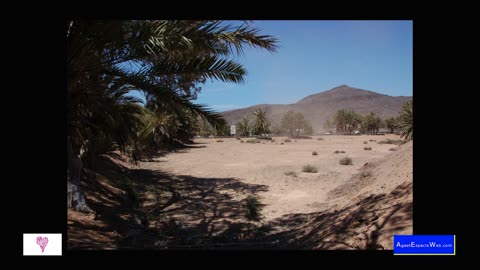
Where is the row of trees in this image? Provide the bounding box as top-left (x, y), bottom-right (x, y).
top-left (235, 109), bottom-right (271, 136)
top-left (326, 101), bottom-right (413, 140)
top-left (235, 110), bottom-right (314, 137)
top-left (67, 20), bottom-right (278, 211)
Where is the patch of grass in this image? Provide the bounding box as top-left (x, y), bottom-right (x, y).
top-left (363, 141), bottom-right (368, 144)
top-left (364, 147), bottom-right (372, 151)
top-left (236, 137), bottom-right (241, 140)
top-left (284, 139), bottom-right (292, 142)
top-left (317, 137), bottom-right (324, 141)
top-left (389, 147), bottom-right (397, 151)
top-left (312, 151), bottom-right (318, 155)
top-left (246, 139), bottom-right (261, 144)
top-left (216, 140), bottom-right (224, 142)
top-left (302, 164), bottom-right (318, 173)
top-left (244, 195), bottom-right (263, 221)
top-left (339, 157), bottom-right (353, 165)
top-left (284, 171), bottom-right (297, 177)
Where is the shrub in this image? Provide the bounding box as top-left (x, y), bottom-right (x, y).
top-left (284, 139), bottom-right (292, 142)
top-left (364, 147), bottom-right (372, 151)
top-left (217, 140), bottom-right (224, 142)
top-left (246, 139), bottom-right (260, 144)
top-left (317, 137), bottom-right (324, 141)
top-left (236, 137), bottom-right (241, 140)
top-left (389, 147), bottom-right (397, 151)
top-left (302, 165), bottom-right (318, 173)
top-left (378, 139), bottom-right (403, 145)
top-left (369, 139), bottom-right (376, 142)
top-left (334, 150), bottom-right (340, 154)
top-left (289, 135), bottom-right (312, 139)
top-left (280, 142), bottom-right (284, 145)
top-left (339, 157), bottom-right (353, 165)
top-left (244, 195), bottom-right (263, 221)
top-left (312, 151), bottom-right (318, 155)
top-left (284, 171), bottom-right (297, 177)
top-left (240, 140), bottom-right (244, 143)
top-left (363, 141), bottom-right (368, 144)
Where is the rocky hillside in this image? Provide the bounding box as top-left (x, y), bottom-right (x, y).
top-left (222, 85), bottom-right (412, 133)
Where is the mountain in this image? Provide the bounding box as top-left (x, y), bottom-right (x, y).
top-left (221, 85), bottom-right (412, 133)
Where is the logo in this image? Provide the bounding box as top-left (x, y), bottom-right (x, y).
top-left (36, 236), bottom-right (49, 253)
top-left (23, 234), bottom-right (62, 256)
top-left (394, 235), bottom-right (455, 255)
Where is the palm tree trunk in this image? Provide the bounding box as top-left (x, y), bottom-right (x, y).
top-left (67, 137), bottom-right (93, 213)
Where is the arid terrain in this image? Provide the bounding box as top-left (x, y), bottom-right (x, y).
top-left (222, 85), bottom-right (412, 132)
top-left (68, 134), bottom-right (412, 250)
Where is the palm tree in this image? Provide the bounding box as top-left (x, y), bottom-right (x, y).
top-left (385, 117), bottom-right (398, 134)
top-left (66, 20), bottom-right (278, 212)
top-left (236, 116), bottom-right (251, 137)
top-left (361, 112), bottom-right (382, 135)
top-left (398, 101), bottom-right (413, 141)
top-left (251, 108), bottom-right (271, 135)
top-left (333, 109), bottom-right (361, 135)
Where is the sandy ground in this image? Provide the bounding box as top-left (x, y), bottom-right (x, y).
top-left (69, 134), bottom-right (412, 249)
top-left (140, 135), bottom-right (407, 221)
top-left (141, 135), bottom-right (412, 240)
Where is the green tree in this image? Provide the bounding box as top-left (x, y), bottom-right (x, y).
top-left (236, 116), bottom-right (251, 137)
top-left (67, 20), bottom-right (278, 212)
top-left (398, 101), bottom-right (413, 141)
top-left (251, 108), bottom-right (271, 135)
top-left (280, 111), bottom-right (314, 136)
top-left (361, 112), bottom-right (382, 135)
top-left (385, 117), bottom-right (399, 134)
top-left (333, 109), bottom-right (362, 135)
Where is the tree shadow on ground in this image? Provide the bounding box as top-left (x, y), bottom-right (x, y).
top-left (235, 182), bottom-right (413, 250)
top-left (68, 152), bottom-right (270, 249)
top-left (69, 148), bottom-right (412, 250)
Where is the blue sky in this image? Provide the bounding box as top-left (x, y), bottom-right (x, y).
top-left (193, 20), bottom-right (412, 112)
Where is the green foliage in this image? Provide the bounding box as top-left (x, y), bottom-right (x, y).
top-left (398, 101), bottom-right (413, 141)
top-left (66, 20), bottom-right (278, 209)
top-left (251, 108), bottom-right (271, 135)
top-left (244, 195), bottom-right (263, 221)
top-left (333, 109), bottom-right (362, 135)
top-left (280, 111), bottom-right (314, 137)
top-left (236, 116), bottom-right (251, 137)
top-left (384, 117), bottom-right (399, 134)
top-left (361, 112), bottom-right (382, 135)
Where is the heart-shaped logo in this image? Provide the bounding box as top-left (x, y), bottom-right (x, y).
top-left (36, 236), bottom-right (48, 253)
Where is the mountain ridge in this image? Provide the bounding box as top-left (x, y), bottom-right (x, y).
top-left (221, 85), bottom-right (412, 133)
